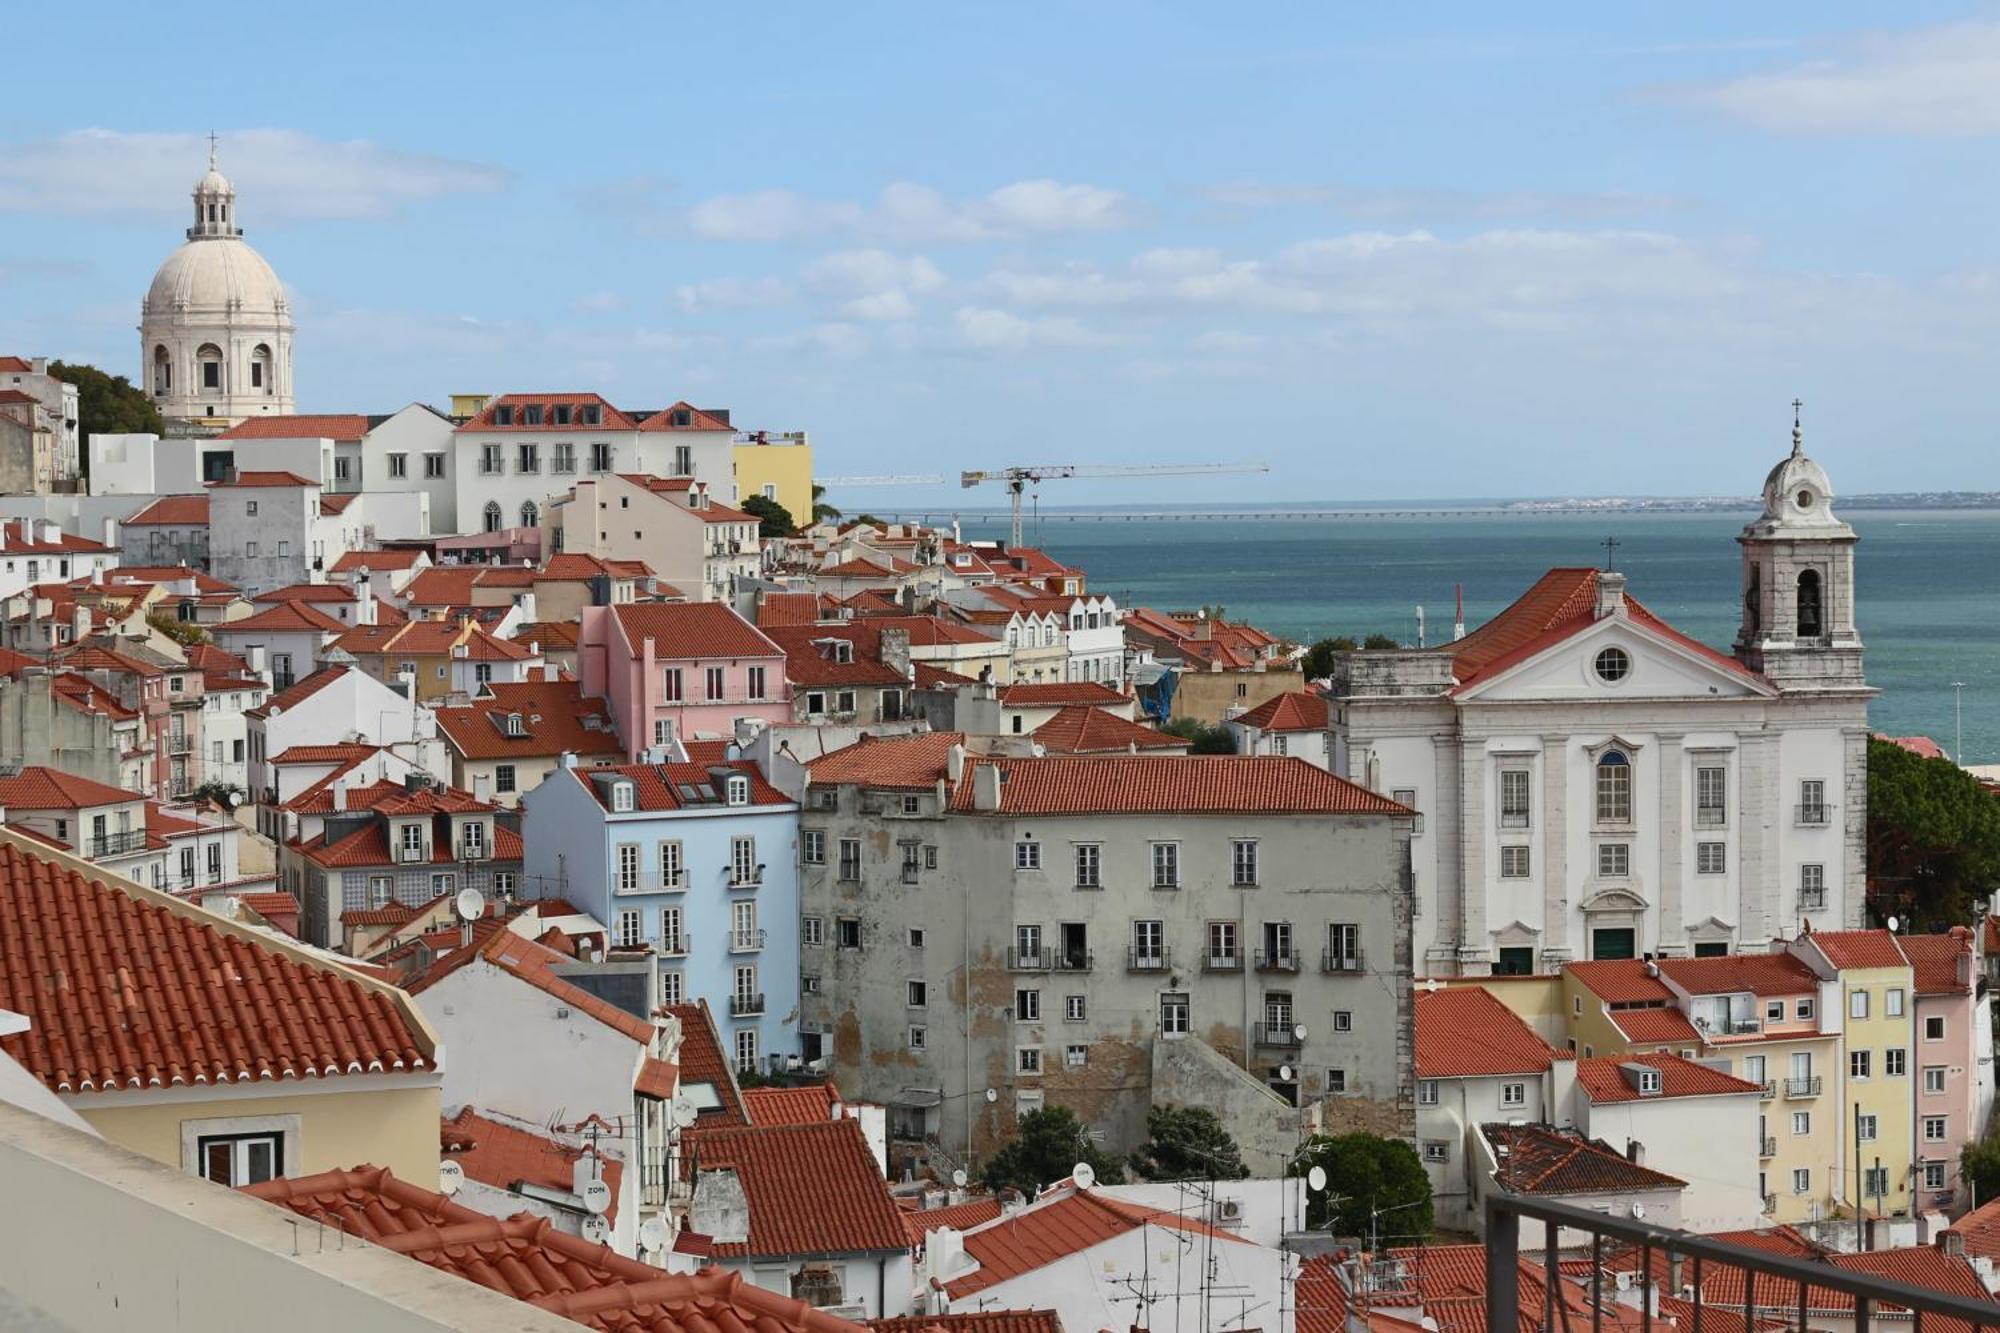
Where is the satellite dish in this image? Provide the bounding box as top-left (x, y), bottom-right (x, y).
top-left (1278, 1065), bottom-right (1295, 1083)
top-left (1294, 1023), bottom-right (1308, 1042)
top-left (580, 1176), bottom-right (613, 1215)
top-left (1307, 1165), bottom-right (1328, 1193)
top-left (1630, 1201), bottom-right (1647, 1220)
top-left (454, 887), bottom-right (486, 922)
top-left (638, 1217), bottom-right (670, 1253)
top-left (1887, 915), bottom-right (1900, 933)
top-left (1072, 1161), bottom-right (1097, 1191)
top-left (438, 1160), bottom-right (464, 1196)
top-left (669, 1095), bottom-right (700, 1129)
top-left (952, 1169), bottom-right (969, 1189)
top-left (580, 1213), bottom-right (611, 1245)
top-left (983, 1087), bottom-right (998, 1104)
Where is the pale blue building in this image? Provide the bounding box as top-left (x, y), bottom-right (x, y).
top-left (521, 757), bottom-right (800, 1074)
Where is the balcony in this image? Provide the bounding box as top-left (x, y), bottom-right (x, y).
top-left (729, 871), bottom-right (763, 890)
top-left (1321, 948), bottom-right (1365, 975)
top-left (1255, 947), bottom-right (1301, 974)
top-left (167, 733), bottom-right (193, 756)
top-left (1052, 949), bottom-right (1094, 973)
top-left (728, 929), bottom-right (766, 954)
top-left (1203, 950), bottom-right (1243, 973)
top-left (1126, 946), bottom-right (1171, 973)
top-left (396, 846), bottom-right (429, 864)
top-left (1484, 1194), bottom-right (2000, 1333)
top-left (1758, 1080), bottom-right (1778, 1100)
top-left (1760, 1136), bottom-right (1777, 1158)
top-left (1007, 947), bottom-right (1052, 972)
top-left (730, 993), bottom-right (765, 1018)
top-left (1256, 1023), bottom-right (1302, 1049)
top-left (1785, 1075), bottom-right (1822, 1098)
top-left (613, 871), bottom-right (685, 896)
top-left (1795, 804), bottom-right (1833, 827)
top-left (656, 933), bottom-right (690, 958)
top-left (456, 842), bottom-right (490, 862)
top-left (87, 830), bottom-right (147, 858)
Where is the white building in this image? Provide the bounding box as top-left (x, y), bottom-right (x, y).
top-left (1227, 691), bottom-right (1333, 767)
top-left (362, 403), bottom-right (458, 532)
top-left (138, 147), bottom-right (295, 434)
top-left (246, 664), bottom-right (442, 832)
top-left (1329, 424), bottom-right (1872, 974)
top-left (550, 473), bottom-right (760, 602)
top-left (1568, 1052), bottom-right (1765, 1234)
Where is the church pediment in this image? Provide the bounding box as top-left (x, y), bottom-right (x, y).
top-left (1456, 612), bottom-right (1774, 705)
top-left (1579, 886), bottom-right (1650, 914)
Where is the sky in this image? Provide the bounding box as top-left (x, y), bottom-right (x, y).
top-left (4, 3), bottom-right (1999, 506)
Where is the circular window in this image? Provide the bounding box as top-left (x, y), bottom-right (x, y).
top-left (1594, 646), bottom-right (1631, 683)
top-left (1796, 489), bottom-right (1814, 509)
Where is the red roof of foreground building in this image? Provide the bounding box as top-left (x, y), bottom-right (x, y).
top-left (0, 766), bottom-right (140, 810)
top-left (1416, 986), bottom-right (1568, 1078)
top-left (571, 761), bottom-right (791, 813)
top-left (1609, 1007), bottom-right (1703, 1045)
top-left (637, 401), bottom-right (733, 432)
top-left (217, 413), bottom-right (370, 443)
top-left (217, 600), bottom-right (348, 635)
top-left (246, 1167), bottom-right (864, 1333)
top-left (764, 624), bottom-right (909, 688)
top-left (998, 681), bottom-right (1126, 708)
top-left (682, 1118), bottom-right (908, 1259)
top-left (0, 837), bottom-right (430, 1092)
top-left (755, 591), bottom-right (830, 627)
top-left (610, 601), bottom-right (783, 660)
top-left (870, 1314), bottom-right (1059, 1333)
top-left (331, 548), bottom-right (427, 573)
top-left (1655, 951), bottom-right (1822, 998)
top-left (1945, 1195), bottom-right (2000, 1261)
top-left (408, 927), bottom-right (654, 1044)
top-left (662, 1000), bottom-right (747, 1126)
top-left (1232, 690), bottom-right (1329, 732)
top-left (740, 1082), bottom-right (843, 1127)
top-left (951, 755), bottom-right (1408, 816)
top-left (1483, 1121), bottom-right (1686, 1195)
top-left (440, 1106), bottom-right (624, 1223)
top-left (1877, 733), bottom-right (1950, 761)
top-left (1031, 706), bottom-right (1186, 755)
top-left (123, 494), bottom-right (209, 526)
top-left (1567, 959), bottom-right (1677, 1004)
top-left (1574, 1052), bottom-right (1763, 1103)
top-left (209, 469), bottom-right (317, 488)
top-left (943, 1188), bottom-right (1248, 1300)
top-left (1801, 928), bottom-right (1911, 971)
top-left (809, 731), bottom-right (969, 791)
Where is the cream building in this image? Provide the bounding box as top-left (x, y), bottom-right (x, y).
top-left (140, 146), bottom-right (296, 435)
top-left (1331, 421), bottom-right (1873, 974)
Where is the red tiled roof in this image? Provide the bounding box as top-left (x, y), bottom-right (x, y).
top-left (1031, 706), bottom-right (1186, 754)
top-left (943, 1189), bottom-right (1247, 1300)
top-left (441, 1106), bottom-right (624, 1223)
top-left (0, 525), bottom-right (113, 554)
top-left (611, 602), bottom-right (783, 660)
top-left (764, 625), bottom-right (907, 688)
top-left (572, 761), bottom-right (791, 813)
top-left (1567, 959), bottom-right (1676, 1004)
top-left (0, 766), bottom-right (139, 810)
top-left (1877, 733), bottom-right (1950, 761)
top-left (684, 1118), bottom-right (906, 1258)
top-left (410, 927), bottom-right (654, 1044)
top-left (256, 582), bottom-right (357, 605)
top-left (0, 356), bottom-right (32, 372)
top-left (1902, 930), bottom-right (1974, 995)
top-left (808, 732), bottom-right (968, 791)
top-left (1821, 1249), bottom-right (1996, 1333)
top-left (1804, 928), bottom-right (1910, 971)
top-left (1232, 690), bottom-right (1329, 732)
top-left (1483, 1122), bottom-right (1686, 1195)
top-left (635, 1056), bottom-right (678, 1101)
top-left (331, 548), bottom-right (426, 573)
top-left (246, 1167), bottom-right (864, 1333)
top-left (912, 662), bottom-right (979, 689)
top-left (741, 1082), bottom-right (841, 1127)
top-left (870, 1314), bottom-right (1057, 1333)
top-left (662, 1001), bottom-right (746, 1126)
top-left (1416, 986), bottom-right (1567, 1078)
top-left (458, 392), bottom-right (638, 433)
top-left (436, 680), bottom-right (623, 760)
top-left (899, 1196), bottom-right (1005, 1247)
top-left (950, 755), bottom-right (1409, 816)
top-left (244, 667), bottom-right (344, 720)
top-left (209, 469), bottom-right (316, 488)
top-left (998, 681), bottom-right (1126, 708)
top-left (272, 742), bottom-right (380, 766)
top-left (1574, 1052), bottom-right (1762, 1103)
top-left (300, 818), bottom-right (521, 870)
top-left (755, 591), bottom-right (828, 627)
top-left (1656, 952), bottom-right (1822, 998)
top-left (1945, 1195), bottom-right (2000, 1261)
top-left (0, 837), bottom-right (430, 1092)
top-left (517, 620), bottom-right (581, 650)
top-left (217, 413), bottom-right (370, 443)
top-left (1609, 1007), bottom-right (1703, 1045)
top-left (123, 494), bottom-right (208, 526)
top-left (637, 401), bottom-right (733, 432)
top-left (216, 600), bottom-right (347, 635)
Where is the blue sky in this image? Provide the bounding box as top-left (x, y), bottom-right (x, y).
top-left (5, 3), bottom-right (1999, 505)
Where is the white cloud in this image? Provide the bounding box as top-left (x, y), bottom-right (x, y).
top-left (951, 307), bottom-right (1106, 351)
top-left (673, 277), bottom-right (794, 313)
top-left (803, 249), bottom-right (945, 321)
top-left (682, 179), bottom-right (1137, 244)
top-left (1664, 21), bottom-right (2000, 135)
top-left (0, 128), bottom-right (508, 219)
top-left (1203, 181), bottom-right (1688, 221)
top-left (843, 290), bottom-right (919, 321)
top-left (750, 322), bottom-right (871, 358)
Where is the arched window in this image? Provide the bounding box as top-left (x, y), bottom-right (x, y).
top-left (1796, 569), bottom-right (1823, 639)
top-left (520, 500), bottom-right (539, 529)
top-left (1595, 751), bottom-right (1631, 824)
top-left (482, 501), bottom-right (502, 533)
top-left (152, 345), bottom-right (172, 395)
top-left (250, 343), bottom-right (273, 392)
top-left (196, 343), bottom-right (224, 392)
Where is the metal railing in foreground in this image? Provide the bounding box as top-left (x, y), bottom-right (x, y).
top-left (1485, 1194), bottom-right (2000, 1333)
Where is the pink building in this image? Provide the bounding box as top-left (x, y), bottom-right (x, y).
top-left (579, 601), bottom-right (789, 757)
top-left (1905, 929), bottom-right (1979, 1213)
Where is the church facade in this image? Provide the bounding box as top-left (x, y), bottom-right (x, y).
top-left (1328, 423), bottom-right (1873, 975)
top-left (139, 147), bottom-right (296, 435)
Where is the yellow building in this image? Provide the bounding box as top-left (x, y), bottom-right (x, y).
top-left (0, 828), bottom-right (441, 1187)
top-left (732, 430), bottom-right (813, 528)
top-left (1793, 930), bottom-right (1919, 1221)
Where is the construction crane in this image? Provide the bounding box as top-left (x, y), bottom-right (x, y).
top-left (820, 461), bottom-right (1271, 547)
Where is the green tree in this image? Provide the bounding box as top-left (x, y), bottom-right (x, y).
top-left (1962, 1134), bottom-right (2000, 1205)
top-left (740, 494), bottom-right (797, 539)
top-left (49, 361), bottom-right (163, 442)
top-left (146, 613), bottom-right (208, 648)
top-left (1161, 716), bottom-right (1236, 754)
top-left (850, 513), bottom-right (884, 529)
top-left (1128, 1106), bottom-right (1250, 1182)
top-left (1867, 736), bottom-right (2000, 929)
top-left (981, 1107), bottom-right (1124, 1195)
top-left (1292, 1132), bottom-right (1432, 1240)
top-left (187, 779), bottom-right (242, 809)
top-left (811, 483), bottom-right (841, 526)
top-left (1362, 633), bottom-right (1401, 650)
top-left (1300, 636), bottom-right (1358, 680)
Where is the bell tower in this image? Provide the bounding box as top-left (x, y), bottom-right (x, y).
top-left (1734, 402), bottom-right (1865, 692)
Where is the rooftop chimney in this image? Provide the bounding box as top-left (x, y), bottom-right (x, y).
top-left (946, 743), bottom-right (967, 784)
top-left (1595, 571), bottom-right (1628, 620)
top-left (972, 762), bottom-right (1002, 812)
top-left (332, 780), bottom-right (347, 813)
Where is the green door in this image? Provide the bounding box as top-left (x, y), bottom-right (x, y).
top-left (1591, 928), bottom-right (1636, 961)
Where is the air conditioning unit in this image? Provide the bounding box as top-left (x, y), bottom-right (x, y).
top-left (1212, 1198), bottom-right (1245, 1224)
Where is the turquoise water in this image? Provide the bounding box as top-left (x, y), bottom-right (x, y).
top-left (953, 508), bottom-right (2000, 765)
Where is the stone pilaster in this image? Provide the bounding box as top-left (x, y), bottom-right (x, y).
top-left (1457, 741), bottom-right (1488, 973)
top-left (1540, 739), bottom-right (1571, 966)
top-left (1656, 734), bottom-right (1686, 955)
top-left (1842, 725), bottom-right (1869, 928)
top-left (1425, 735), bottom-right (1464, 973)
top-left (1738, 732), bottom-right (1779, 944)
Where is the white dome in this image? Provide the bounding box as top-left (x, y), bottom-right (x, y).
top-left (144, 236), bottom-right (289, 317)
top-left (1746, 420), bottom-right (1849, 536)
top-left (197, 166), bottom-right (234, 196)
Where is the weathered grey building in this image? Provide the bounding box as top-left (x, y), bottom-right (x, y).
top-left (798, 733), bottom-right (1416, 1176)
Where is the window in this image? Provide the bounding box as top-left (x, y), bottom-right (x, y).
top-left (747, 666), bottom-right (766, 700)
top-left (1851, 1050), bottom-right (1871, 1080)
top-left (590, 441), bottom-right (612, 471)
top-left (387, 453), bottom-right (408, 479)
top-left (908, 1025), bottom-right (926, 1052)
top-left (802, 916), bottom-right (823, 948)
top-left (1800, 863), bottom-right (1825, 906)
top-left (424, 453), bottom-right (446, 478)
top-left (614, 910), bottom-right (643, 949)
top-left (661, 667), bottom-right (684, 702)
top-left (1925, 1067), bottom-right (1947, 1093)
top-left (482, 500), bottom-right (502, 532)
top-left (1418, 1080), bottom-right (1439, 1105)
top-left (480, 443), bottom-right (503, 475)
top-left (1333, 1010), bottom-right (1353, 1033)
top-left (1501, 1082), bottom-right (1527, 1108)
top-left (369, 875), bottom-right (393, 907)
top-left (705, 666), bottom-right (725, 700)
top-left (1065, 995), bottom-right (1086, 1022)
top-left (1597, 843), bottom-right (1630, 877)
top-left (899, 794), bottom-right (921, 816)
top-left (1066, 1044), bottom-right (1088, 1069)
top-left (1499, 845), bottom-right (1531, 878)
top-left (1016, 989), bottom-right (1041, 1022)
top-left (837, 838), bottom-right (861, 881)
top-left (1850, 989), bottom-right (1869, 1020)
top-left (907, 927), bottom-right (925, 949)
top-left (1696, 765), bottom-right (1728, 826)
top-left (803, 830), bottom-right (825, 864)
top-left (906, 980), bottom-right (927, 1008)
top-left (1886, 1048), bottom-right (1906, 1077)
top-left (516, 443), bottom-right (540, 473)
top-left (1496, 946), bottom-right (1534, 975)
top-left (658, 906), bottom-right (683, 953)
top-left (1327, 922), bottom-right (1360, 971)
top-left (1856, 1114), bottom-right (1879, 1143)
top-left (1499, 768), bottom-right (1531, 828)
top-left (494, 764), bottom-right (516, 795)
top-left (1074, 843), bottom-right (1101, 888)
top-left (1150, 841), bottom-right (1180, 889)
top-left (552, 441), bottom-right (575, 473)
top-left (198, 1132), bottom-right (284, 1187)
top-left (1017, 1047), bottom-right (1042, 1075)
top-left (731, 837), bottom-right (757, 885)
top-left (1863, 1167), bottom-right (1889, 1200)
top-left (1015, 840), bottom-right (1041, 871)
top-left (1926, 1015), bottom-right (1946, 1041)
top-left (1793, 1168), bottom-right (1811, 1195)
top-left (734, 1030), bottom-right (759, 1074)
top-left (245, 541), bottom-right (258, 557)
top-left (1925, 1116), bottom-right (1948, 1142)
top-left (1231, 839), bottom-right (1258, 886)
top-left (1326, 1067), bottom-right (1348, 1094)
top-left (1594, 645), bottom-right (1631, 682)
top-left (654, 841), bottom-right (682, 888)
top-left (1926, 1161), bottom-right (1949, 1191)
top-left (1159, 992), bottom-right (1190, 1036)
top-left (661, 971), bottom-right (684, 1005)
top-left (1696, 841), bottom-right (1727, 874)
top-left (1207, 920), bottom-right (1237, 964)
top-left (1595, 752), bottom-right (1632, 823)
top-left (520, 500), bottom-right (539, 529)
top-left (1797, 998), bottom-right (1815, 1021)
top-left (837, 918), bottom-right (860, 949)
top-left (1423, 1141), bottom-right (1449, 1164)
top-left (1792, 1111), bottom-right (1810, 1135)
top-left (611, 782), bottom-right (634, 813)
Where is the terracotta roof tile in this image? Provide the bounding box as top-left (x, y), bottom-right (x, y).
top-left (1804, 929), bottom-right (1911, 971)
top-left (209, 469), bottom-right (317, 488)
top-left (217, 600), bottom-right (347, 635)
top-left (1416, 986), bottom-right (1568, 1078)
top-left (123, 494), bottom-right (209, 525)
top-left (436, 680), bottom-right (623, 760)
top-left (661, 1001), bottom-right (746, 1125)
top-left (217, 413), bottom-right (370, 443)
top-left (300, 818), bottom-right (521, 870)
top-left (636, 401), bottom-right (733, 432)
top-left (1567, 959), bottom-right (1676, 1004)
top-left (1030, 706), bottom-right (1186, 754)
top-left (1945, 1195), bottom-right (2000, 1261)
top-left (1232, 690), bottom-right (1329, 732)
top-left (1483, 1121), bottom-right (1686, 1195)
top-left (1608, 1007), bottom-right (1703, 1044)
top-left (0, 766), bottom-right (139, 810)
top-left (1877, 734), bottom-right (1950, 760)
top-left (457, 392), bottom-right (638, 433)
top-left (950, 755), bottom-right (1408, 816)
top-left (611, 602), bottom-right (783, 661)
top-left (685, 1119), bottom-right (906, 1259)
top-left (331, 548), bottom-right (426, 573)
top-left (998, 681), bottom-right (1127, 708)
top-left (870, 1313), bottom-right (1058, 1333)
top-left (1574, 1052), bottom-right (1763, 1102)
top-left (755, 591), bottom-right (828, 627)
top-left (808, 732), bottom-right (968, 791)
top-left (1901, 930), bottom-right (1974, 995)
top-left (740, 1082), bottom-right (841, 1127)
top-left (898, 1195), bottom-right (1005, 1247)
top-left (943, 1188), bottom-right (1247, 1300)
top-left (410, 927), bottom-right (654, 1045)
top-left (0, 837), bottom-right (430, 1092)
top-left (571, 761), bottom-right (791, 813)
top-left (1655, 952), bottom-right (1822, 998)
top-left (764, 625), bottom-right (907, 688)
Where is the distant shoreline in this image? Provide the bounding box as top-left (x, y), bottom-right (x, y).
top-left (880, 493), bottom-right (2000, 522)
